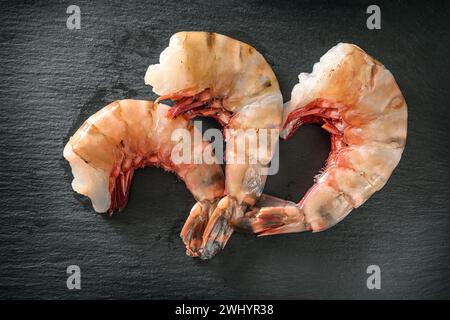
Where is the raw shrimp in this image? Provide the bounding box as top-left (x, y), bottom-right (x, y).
top-left (64, 100), bottom-right (224, 218)
top-left (238, 43), bottom-right (407, 235)
top-left (145, 32), bottom-right (283, 258)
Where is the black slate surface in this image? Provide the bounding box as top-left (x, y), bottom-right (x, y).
top-left (1, 0), bottom-right (449, 299)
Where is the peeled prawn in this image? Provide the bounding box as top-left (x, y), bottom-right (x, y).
top-left (145, 32), bottom-right (283, 258)
top-left (238, 43), bottom-right (407, 235)
top-left (64, 100), bottom-right (224, 216)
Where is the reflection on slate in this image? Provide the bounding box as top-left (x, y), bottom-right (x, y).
top-left (0, 1), bottom-right (449, 299)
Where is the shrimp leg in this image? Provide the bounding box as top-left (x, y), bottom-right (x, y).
top-left (234, 195), bottom-right (307, 235)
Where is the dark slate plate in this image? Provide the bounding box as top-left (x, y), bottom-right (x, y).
top-left (0, 0), bottom-right (449, 299)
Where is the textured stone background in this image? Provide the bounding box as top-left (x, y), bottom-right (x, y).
top-left (0, 0), bottom-right (449, 299)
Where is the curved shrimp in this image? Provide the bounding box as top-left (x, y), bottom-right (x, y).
top-left (63, 99), bottom-right (225, 234)
top-left (237, 43), bottom-right (407, 236)
top-left (145, 32), bottom-right (283, 258)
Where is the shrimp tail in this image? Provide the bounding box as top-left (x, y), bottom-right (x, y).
top-left (198, 196), bottom-right (241, 260)
top-left (181, 200), bottom-right (216, 257)
top-left (235, 205), bottom-right (309, 236)
top-left (235, 195), bottom-right (308, 236)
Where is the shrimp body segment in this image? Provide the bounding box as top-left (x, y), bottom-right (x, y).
top-left (145, 32), bottom-right (283, 258)
top-left (64, 100), bottom-right (224, 215)
top-left (240, 43), bottom-right (407, 236)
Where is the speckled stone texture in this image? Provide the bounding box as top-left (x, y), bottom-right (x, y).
top-left (0, 0), bottom-right (449, 299)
